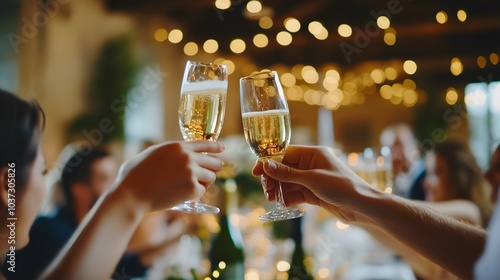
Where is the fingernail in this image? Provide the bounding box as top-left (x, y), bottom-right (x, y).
top-left (219, 142), bottom-right (226, 150)
top-left (267, 160), bottom-right (277, 172)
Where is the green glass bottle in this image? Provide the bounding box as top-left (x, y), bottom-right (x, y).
top-left (209, 179), bottom-right (245, 279)
top-left (287, 217), bottom-right (313, 280)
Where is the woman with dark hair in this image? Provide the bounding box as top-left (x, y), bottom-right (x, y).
top-left (0, 89), bottom-right (225, 279)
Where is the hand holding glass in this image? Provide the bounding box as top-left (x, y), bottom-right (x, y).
top-left (173, 61), bottom-right (228, 214)
top-left (240, 70), bottom-right (305, 221)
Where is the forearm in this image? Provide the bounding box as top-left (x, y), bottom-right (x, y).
top-left (354, 192), bottom-right (486, 280)
top-left (40, 186), bottom-right (146, 280)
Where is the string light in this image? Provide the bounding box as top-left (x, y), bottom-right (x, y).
top-left (276, 31), bottom-right (293, 46)
top-left (383, 28), bottom-right (396, 46)
top-left (450, 57), bottom-right (463, 76)
top-left (167, 29), bottom-right (183, 43)
top-left (403, 60), bottom-right (417, 75)
top-left (203, 39), bottom-right (219, 53)
top-left (230, 38), bottom-right (246, 53)
top-left (284, 17), bottom-right (301, 33)
top-left (446, 87), bottom-right (458, 105)
top-left (377, 16), bottom-right (390, 29)
top-left (153, 28), bottom-right (168, 42)
top-left (253, 33), bottom-right (268, 48)
top-left (215, 0), bottom-right (231, 10)
top-left (259, 16), bottom-right (273, 29)
top-left (490, 53), bottom-right (499, 65)
top-left (370, 69), bottom-right (385, 84)
top-left (477, 56), bottom-right (487, 68)
top-left (436, 11), bottom-right (448, 24)
top-left (183, 42), bottom-right (198, 56)
top-left (385, 67), bottom-right (397, 80)
top-left (308, 21), bottom-right (323, 35)
top-left (457, 10), bottom-right (467, 22)
top-left (246, 0), bottom-right (262, 13)
top-left (338, 24), bottom-right (352, 37)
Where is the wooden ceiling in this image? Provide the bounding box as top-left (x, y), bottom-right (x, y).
top-left (105, 0), bottom-right (500, 85)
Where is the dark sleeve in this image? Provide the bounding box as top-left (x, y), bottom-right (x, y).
top-left (409, 170), bottom-right (426, 201)
top-left (2, 218), bottom-right (73, 280)
top-left (113, 253), bottom-right (149, 278)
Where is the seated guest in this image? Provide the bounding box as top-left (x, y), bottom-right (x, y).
top-left (380, 123), bottom-right (426, 200)
top-left (6, 147), bottom-right (150, 279)
top-left (362, 140), bottom-right (493, 279)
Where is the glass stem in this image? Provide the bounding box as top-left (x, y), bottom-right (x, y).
top-left (275, 181), bottom-right (286, 210)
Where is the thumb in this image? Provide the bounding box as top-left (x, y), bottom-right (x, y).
top-left (263, 160), bottom-right (308, 185)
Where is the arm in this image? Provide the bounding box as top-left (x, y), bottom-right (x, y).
top-left (253, 145), bottom-right (486, 280)
top-left (41, 141), bottom-right (224, 280)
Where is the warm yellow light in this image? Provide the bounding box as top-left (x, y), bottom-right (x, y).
top-left (215, 0), bottom-right (231, 10)
top-left (457, 10), bottom-right (467, 22)
top-left (286, 85), bottom-right (303, 101)
top-left (338, 24), bottom-right (352, 37)
top-left (302, 65), bottom-right (319, 84)
top-left (280, 73), bottom-right (296, 87)
top-left (377, 16), bottom-right (390, 29)
top-left (183, 42), bottom-right (198, 56)
top-left (276, 260), bottom-right (290, 272)
top-left (380, 85), bottom-right (392, 99)
top-left (284, 17), bottom-right (301, 33)
top-left (383, 30), bottom-right (396, 46)
top-left (315, 28), bottom-right (328, 40)
top-left (153, 28), bottom-right (168, 42)
top-left (253, 33), bottom-right (268, 48)
top-left (318, 268), bottom-right (330, 279)
top-left (323, 76), bottom-right (339, 90)
top-left (490, 53), bottom-right (499, 65)
top-left (325, 69), bottom-right (340, 81)
top-left (221, 60), bottom-right (235, 75)
top-left (450, 57), bottom-right (463, 76)
top-left (168, 29), bottom-right (183, 43)
top-left (403, 60), bottom-right (417, 75)
top-left (385, 67), bottom-right (397, 80)
top-left (246, 0), bottom-right (262, 13)
top-left (308, 21), bottom-right (323, 35)
top-left (370, 69), bottom-right (385, 84)
top-left (259, 16), bottom-right (273, 29)
top-left (203, 39), bottom-right (219, 54)
top-left (322, 92), bottom-right (341, 110)
top-left (276, 31), bottom-right (292, 46)
top-left (403, 79), bottom-right (416, 90)
top-left (230, 38), bottom-right (246, 53)
top-left (477, 56), bottom-right (487, 69)
top-left (446, 87), bottom-right (458, 105)
top-left (403, 89), bottom-right (418, 107)
top-left (436, 11), bottom-right (448, 24)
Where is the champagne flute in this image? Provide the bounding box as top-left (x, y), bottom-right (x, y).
top-left (172, 61), bottom-right (228, 214)
top-left (240, 70), bottom-right (305, 221)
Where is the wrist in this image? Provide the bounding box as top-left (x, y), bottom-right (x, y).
top-left (105, 183), bottom-right (148, 225)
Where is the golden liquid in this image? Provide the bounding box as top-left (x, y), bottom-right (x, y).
top-left (242, 110), bottom-right (291, 161)
top-left (376, 168), bottom-right (394, 191)
top-left (179, 88), bottom-right (226, 141)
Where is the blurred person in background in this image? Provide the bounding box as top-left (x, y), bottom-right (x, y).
top-left (0, 89), bottom-right (225, 279)
top-left (380, 123), bottom-right (426, 200)
top-left (365, 140), bottom-right (493, 279)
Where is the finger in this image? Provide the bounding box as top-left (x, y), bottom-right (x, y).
top-left (195, 153), bottom-right (224, 172)
top-left (261, 176), bottom-right (276, 201)
top-left (194, 168), bottom-right (217, 186)
top-left (263, 160), bottom-right (310, 185)
top-left (185, 140), bottom-right (226, 154)
top-left (252, 159), bottom-right (265, 176)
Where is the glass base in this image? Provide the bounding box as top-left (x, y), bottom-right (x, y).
top-left (171, 200), bottom-right (220, 214)
top-left (258, 207), bottom-right (305, 222)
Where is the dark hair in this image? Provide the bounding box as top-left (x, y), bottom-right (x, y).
top-left (60, 146), bottom-right (110, 205)
top-left (434, 140), bottom-right (492, 225)
top-left (0, 89), bottom-right (45, 187)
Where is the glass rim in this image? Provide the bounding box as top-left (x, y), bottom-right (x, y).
top-left (186, 60), bottom-right (228, 69)
top-left (240, 70), bottom-right (277, 81)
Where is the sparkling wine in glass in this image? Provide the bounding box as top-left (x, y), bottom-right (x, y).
top-left (240, 70), bottom-right (305, 221)
top-left (172, 61), bottom-right (228, 214)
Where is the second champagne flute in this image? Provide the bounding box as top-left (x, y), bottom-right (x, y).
top-left (173, 61), bottom-right (228, 214)
top-left (240, 70), bottom-right (305, 221)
